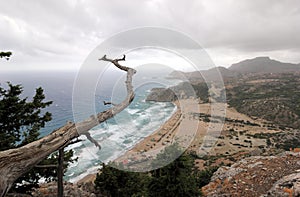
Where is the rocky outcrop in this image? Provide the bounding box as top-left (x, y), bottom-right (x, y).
top-left (266, 172), bottom-right (300, 197)
top-left (146, 82), bottom-right (209, 102)
top-left (145, 88), bottom-right (177, 102)
top-left (202, 152), bottom-right (300, 197)
top-left (32, 181), bottom-right (96, 197)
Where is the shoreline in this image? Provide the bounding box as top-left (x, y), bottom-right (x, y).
top-left (74, 98), bottom-right (216, 183)
top-left (114, 100), bottom-right (182, 166)
top-left (74, 97), bottom-right (269, 184)
top-left (75, 100), bottom-right (182, 183)
top-left (122, 101), bottom-right (180, 153)
top-left (73, 96), bottom-right (288, 186)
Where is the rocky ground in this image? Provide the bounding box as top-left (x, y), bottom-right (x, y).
top-left (31, 180), bottom-right (97, 197)
top-left (32, 175), bottom-right (99, 197)
top-left (202, 152), bottom-right (300, 197)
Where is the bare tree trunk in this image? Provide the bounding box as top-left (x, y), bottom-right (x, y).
top-left (0, 55), bottom-right (136, 197)
top-left (57, 148), bottom-right (64, 197)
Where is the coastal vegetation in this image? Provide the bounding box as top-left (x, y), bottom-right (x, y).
top-left (95, 144), bottom-right (217, 197)
top-left (226, 72), bottom-right (300, 129)
top-left (0, 83), bottom-right (76, 194)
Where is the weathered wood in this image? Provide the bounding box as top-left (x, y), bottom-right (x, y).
top-left (0, 55), bottom-right (136, 197)
top-left (57, 148), bottom-right (64, 197)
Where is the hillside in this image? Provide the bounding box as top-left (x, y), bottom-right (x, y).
top-left (169, 57), bottom-right (300, 81)
top-left (159, 57), bottom-right (300, 196)
top-left (202, 152), bottom-right (300, 197)
top-left (32, 57), bottom-right (300, 197)
top-left (228, 56), bottom-right (300, 74)
top-left (226, 72), bottom-right (300, 129)
top-left (167, 57), bottom-right (300, 129)
top-left (146, 81), bottom-right (209, 102)
top-left (168, 66), bottom-right (239, 82)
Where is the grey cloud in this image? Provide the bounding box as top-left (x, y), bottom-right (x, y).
top-left (0, 0), bottom-right (300, 70)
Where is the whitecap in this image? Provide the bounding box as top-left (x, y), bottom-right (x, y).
top-left (126, 108), bottom-right (140, 115)
top-left (66, 86), bottom-right (177, 182)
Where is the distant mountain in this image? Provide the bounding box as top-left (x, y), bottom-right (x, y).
top-left (228, 56), bottom-right (300, 74)
top-left (168, 66), bottom-right (239, 82)
top-left (168, 70), bottom-right (187, 79)
top-left (168, 57), bottom-right (300, 81)
top-left (202, 66), bottom-right (239, 80)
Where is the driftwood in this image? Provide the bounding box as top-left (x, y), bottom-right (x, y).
top-left (0, 55), bottom-right (136, 197)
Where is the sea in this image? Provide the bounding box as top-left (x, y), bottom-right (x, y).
top-left (0, 65), bottom-right (180, 182)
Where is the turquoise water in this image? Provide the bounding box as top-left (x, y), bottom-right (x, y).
top-left (0, 67), bottom-right (179, 182)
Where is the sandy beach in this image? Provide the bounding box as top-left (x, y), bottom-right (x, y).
top-left (76, 98), bottom-right (219, 180)
top-left (113, 98), bottom-right (210, 171)
top-left (75, 99), bottom-right (193, 182)
top-left (76, 97), bottom-right (271, 182)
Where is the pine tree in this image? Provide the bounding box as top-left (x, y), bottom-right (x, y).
top-left (0, 83), bottom-right (52, 150)
top-left (148, 144), bottom-right (200, 197)
top-left (95, 162), bottom-right (148, 197)
top-left (0, 83), bottom-right (75, 193)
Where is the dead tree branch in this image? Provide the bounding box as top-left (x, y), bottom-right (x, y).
top-left (84, 132), bottom-right (101, 149)
top-left (0, 55), bottom-right (136, 197)
top-left (103, 101), bottom-right (117, 106)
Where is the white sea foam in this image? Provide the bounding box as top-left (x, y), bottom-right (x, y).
top-left (65, 90), bottom-right (177, 182)
top-left (126, 108), bottom-right (140, 114)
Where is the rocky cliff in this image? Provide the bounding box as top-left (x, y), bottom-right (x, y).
top-left (202, 152), bottom-right (300, 197)
top-left (145, 88), bottom-right (177, 102)
top-left (146, 82), bottom-right (209, 102)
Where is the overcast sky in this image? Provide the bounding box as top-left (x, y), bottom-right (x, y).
top-left (1, 0), bottom-right (300, 71)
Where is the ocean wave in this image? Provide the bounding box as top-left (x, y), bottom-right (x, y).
top-left (126, 108), bottom-right (140, 114)
top-left (65, 90), bottom-right (177, 182)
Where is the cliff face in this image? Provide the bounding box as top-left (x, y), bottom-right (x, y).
top-left (145, 88), bottom-right (177, 102)
top-left (146, 82), bottom-right (209, 102)
top-left (202, 152), bottom-right (300, 197)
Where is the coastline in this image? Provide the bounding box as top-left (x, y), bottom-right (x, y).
top-left (75, 100), bottom-right (183, 183)
top-left (74, 96), bottom-right (269, 184)
top-left (114, 101), bottom-right (182, 166)
top-left (75, 97), bottom-right (206, 184)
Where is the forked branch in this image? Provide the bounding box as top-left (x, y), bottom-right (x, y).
top-left (0, 55), bottom-right (136, 197)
